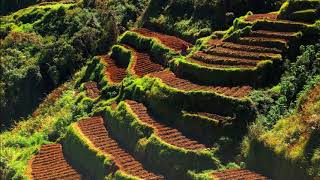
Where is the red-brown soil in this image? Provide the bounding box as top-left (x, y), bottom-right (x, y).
top-left (205, 47), bottom-right (280, 60)
top-left (131, 28), bottom-right (192, 52)
top-left (189, 39), bottom-right (282, 68)
top-left (190, 52), bottom-right (259, 67)
top-left (245, 13), bottom-right (278, 22)
top-left (245, 13), bottom-right (311, 24)
top-left (29, 144), bottom-right (82, 180)
top-left (249, 30), bottom-right (297, 40)
top-left (150, 70), bottom-right (252, 98)
top-left (188, 57), bottom-right (256, 68)
top-left (125, 100), bottom-right (206, 150)
top-left (77, 117), bottom-right (164, 179)
top-left (220, 42), bottom-right (282, 54)
top-left (125, 45), bottom-right (164, 77)
top-left (238, 36), bottom-right (288, 46)
top-left (212, 169), bottom-right (269, 180)
top-left (101, 55), bottom-right (127, 84)
top-left (84, 81), bottom-right (100, 99)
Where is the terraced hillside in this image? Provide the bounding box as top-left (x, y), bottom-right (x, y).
top-left (149, 70), bottom-right (252, 98)
top-left (64, 116), bottom-right (164, 179)
top-left (24, 2), bottom-right (320, 178)
top-left (2, 0), bottom-right (319, 180)
top-left (125, 100), bottom-right (207, 150)
top-left (174, 12), bottom-right (315, 87)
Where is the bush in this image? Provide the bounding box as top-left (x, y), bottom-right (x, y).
top-left (103, 0), bottom-right (150, 30)
top-left (38, 39), bottom-right (83, 86)
top-left (0, 32), bottom-right (44, 127)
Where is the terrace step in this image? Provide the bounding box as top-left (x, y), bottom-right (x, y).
top-left (212, 168), bottom-right (269, 180)
top-left (189, 58), bottom-right (256, 68)
top-left (252, 19), bottom-right (307, 32)
top-left (149, 70), bottom-right (252, 98)
top-left (188, 58), bottom-right (256, 69)
top-left (237, 37), bottom-right (287, 50)
top-left (77, 117), bottom-right (164, 179)
top-left (190, 52), bottom-right (259, 67)
top-left (220, 42), bottom-right (282, 54)
top-left (101, 55), bottom-right (127, 84)
top-left (131, 28), bottom-right (192, 52)
top-left (248, 30), bottom-right (297, 40)
top-left (124, 45), bottom-right (164, 77)
top-left (205, 47), bottom-right (280, 60)
top-left (245, 13), bottom-right (278, 22)
top-left (28, 144), bottom-right (83, 180)
top-left (125, 100), bottom-right (206, 150)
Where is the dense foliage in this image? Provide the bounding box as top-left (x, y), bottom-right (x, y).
top-left (242, 43), bottom-right (320, 178)
top-left (0, 3), bottom-right (117, 127)
top-left (250, 43), bottom-right (320, 129)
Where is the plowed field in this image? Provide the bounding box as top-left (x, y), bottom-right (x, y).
top-left (131, 28), bottom-right (192, 52)
top-left (150, 70), bottom-right (252, 98)
top-left (29, 144), bottom-right (82, 180)
top-left (126, 100), bottom-right (206, 150)
top-left (101, 55), bottom-right (127, 84)
top-left (77, 117), bottom-right (164, 179)
top-left (212, 169), bottom-right (269, 180)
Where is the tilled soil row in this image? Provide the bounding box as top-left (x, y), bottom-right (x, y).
top-left (245, 13), bottom-right (279, 22)
top-left (150, 70), bottom-right (252, 98)
top-left (245, 12), bottom-right (311, 24)
top-left (188, 57), bottom-right (256, 68)
top-left (125, 45), bottom-right (164, 77)
top-left (126, 100), bottom-right (206, 150)
top-left (77, 116), bottom-right (164, 180)
top-left (205, 47), bottom-right (281, 60)
top-left (131, 28), bottom-right (192, 52)
top-left (101, 55), bottom-right (128, 84)
top-left (220, 42), bottom-right (282, 54)
top-left (212, 169), bottom-right (270, 180)
top-left (29, 144), bottom-right (82, 180)
top-left (191, 52), bottom-right (260, 67)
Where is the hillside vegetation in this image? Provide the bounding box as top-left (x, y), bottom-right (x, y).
top-left (140, 0), bottom-right (285, 42)
top-left (0, 0), bottom-right (320, 180)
